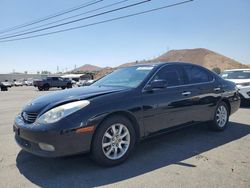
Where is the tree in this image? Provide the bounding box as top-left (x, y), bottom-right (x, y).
top-left (212, 67), bottom-right (221, 74)
top-left (41, 70), bottom-right (51, 75)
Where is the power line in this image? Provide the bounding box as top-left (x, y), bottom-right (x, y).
top-left (0, 0), bottom-right (194, 43)
top-left (0, 0), bottom-right (103, 35)
top-left (0, 0), bottom-right (130, 38)
top-left (0, 0), bottom-right (151, 40)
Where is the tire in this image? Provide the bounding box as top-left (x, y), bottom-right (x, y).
top-left (67, 83), bottom-right (72, 89)
top-left (91, 115), bottom-right (136, 166)
top-left (210, 102), bottom-right (229, 131)
top-left (43, 84), bottom-right (50, 91)
top-left (38, 87), bottom-right (43, 91)
top-left (61, 86), bottom-right (66, 90)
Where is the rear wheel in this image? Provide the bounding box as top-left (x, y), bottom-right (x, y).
top-left (210, 102), bottom-right (229, 131)
top-left (38, 86), bottom-right (43, 91)
top-left (91, 115), bottom-right (136, 166)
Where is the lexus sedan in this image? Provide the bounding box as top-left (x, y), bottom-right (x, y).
top-left (14, 62), bottom-right (240, 166)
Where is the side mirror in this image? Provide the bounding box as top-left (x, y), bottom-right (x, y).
top-left (145, 79), bottom-right (168, 90)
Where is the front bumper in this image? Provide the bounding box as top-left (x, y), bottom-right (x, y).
top-left (13, 115), bottom-right (92, 157)
top-left (238, 86), bottom-right (250, 99)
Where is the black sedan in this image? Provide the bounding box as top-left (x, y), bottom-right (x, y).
top-left (14, 62), bottom-right (240, 166)
top-left (0, 82), bottom-right (8, 91)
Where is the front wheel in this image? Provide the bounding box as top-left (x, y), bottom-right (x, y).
top-left (91, 116), bottom-right (136, 166)
top-left (67, 83), bottom-right (72, 88)
top-left (43, 84), bottom-right (50, 91)
top-left (210, 102), bottom-right (229, 131)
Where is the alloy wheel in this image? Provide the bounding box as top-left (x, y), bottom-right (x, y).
top-left (216, 105), bottom-right (228, 127)
top-left (102, 123), bottom-right (130, 160)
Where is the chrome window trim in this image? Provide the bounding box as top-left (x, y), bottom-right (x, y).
top-left (166, 78), bottom-right (215, 89)
top-left (142, 64), bottom-right (215, 91)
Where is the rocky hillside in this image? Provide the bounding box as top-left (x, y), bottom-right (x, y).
top-left (154, 48), bottom-right (249, 70)
top-left (80, 48), bottom-right (250, 79)
top-left (121, 48), bottom-right (249, 70)
top-left (94, 67), bottom-right (114, 79)
top-left (72, 64), bottom-right (102, 72)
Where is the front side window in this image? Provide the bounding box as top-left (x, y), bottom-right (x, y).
top-left (92, 66), bottom-right (154, 88)
top-left (152, 65), bottom-right (184, 87)
top-left (52, 77), bottom-right (59, 81)
top-left (184, 65), bottom-right (212, 84)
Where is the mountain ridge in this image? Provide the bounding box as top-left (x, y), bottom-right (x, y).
top-left (72, 64), bottom-right (102, 72)
top-left (120, 48), bottom-right (250, 70)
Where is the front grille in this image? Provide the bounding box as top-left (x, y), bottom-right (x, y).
top-left (22, 112), bottom-right (38, 123)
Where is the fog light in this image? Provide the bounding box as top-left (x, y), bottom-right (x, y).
top-left (38, 143), bottom-right (55, 151)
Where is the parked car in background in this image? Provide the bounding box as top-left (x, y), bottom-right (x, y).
top-left (33, 76), bottom-right (72, 91)
top-left (1, 81), bottom-right (12, 88)
top-left (24, 79), bottom-right (33, 86)
top-left (76, 79), bottom-right (95, 87)
top-left (14, 81), bottom-right (23, 87)
top-left (0, 82), bottom-right (8, 91)
top-left (76, 80), bottom-right (86, 87)
top-left (14, 62), bottom-right (240, 166)
top-left (221, 69), bottom-right (250, 101)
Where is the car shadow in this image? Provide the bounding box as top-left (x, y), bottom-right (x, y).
top-left (240, 101), bottom-right (250, 109)
top-left (16, 121), bottom-right (250, 187)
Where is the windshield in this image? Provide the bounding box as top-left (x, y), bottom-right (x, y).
top-left (221, 71), bottom-right (250, 79)
top-left (92, 66), bottom-right (154, 88)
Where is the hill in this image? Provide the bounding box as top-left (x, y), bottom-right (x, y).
top-left (72, 64), bottom-right (102, 72)
top-left (121, 48), bottom-right (250, 70)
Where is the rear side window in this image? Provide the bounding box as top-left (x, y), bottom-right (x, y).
top-left (183, 65), bottom-right (213, 84)
top-left (152, 65), bottom-right (184, 87)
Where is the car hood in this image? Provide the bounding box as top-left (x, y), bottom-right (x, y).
top-left (23, 86), bottom-right (128, 114)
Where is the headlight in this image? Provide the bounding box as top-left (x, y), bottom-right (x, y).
top-left (36, 100), bottom-right (90, 124)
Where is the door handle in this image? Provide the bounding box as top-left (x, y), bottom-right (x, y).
top-left (182, 91), bottom-right (191, 96)
top-left (214, 87), bottom-right (221, 91)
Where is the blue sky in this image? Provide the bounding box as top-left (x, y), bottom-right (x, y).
top-left (0, 0), bottom-right (249, 73)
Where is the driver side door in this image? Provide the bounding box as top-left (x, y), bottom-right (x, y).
top-left (142, 64), bottom-right (194, 135)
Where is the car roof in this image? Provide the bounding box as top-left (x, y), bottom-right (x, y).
top-left (127, 61), bottom-right (197, 68)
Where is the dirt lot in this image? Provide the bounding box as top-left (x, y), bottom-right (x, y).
top-left (0, 87), bottom-right (250, 188)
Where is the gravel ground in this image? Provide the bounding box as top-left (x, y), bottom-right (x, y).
top-left (0, 87), bottom-right (249, 188)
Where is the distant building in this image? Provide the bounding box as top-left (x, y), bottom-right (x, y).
top-left (0, 73), bottom-right (94, 83)
top-left (0, 73), bottom-right (43, 82)
top-left (61, 74), bottom-right (93, 81)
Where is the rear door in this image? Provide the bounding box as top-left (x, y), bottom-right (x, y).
top-left (181, 65), bottom-right (222, 122)
top-left (142, 64), bottom-right (195, 134)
